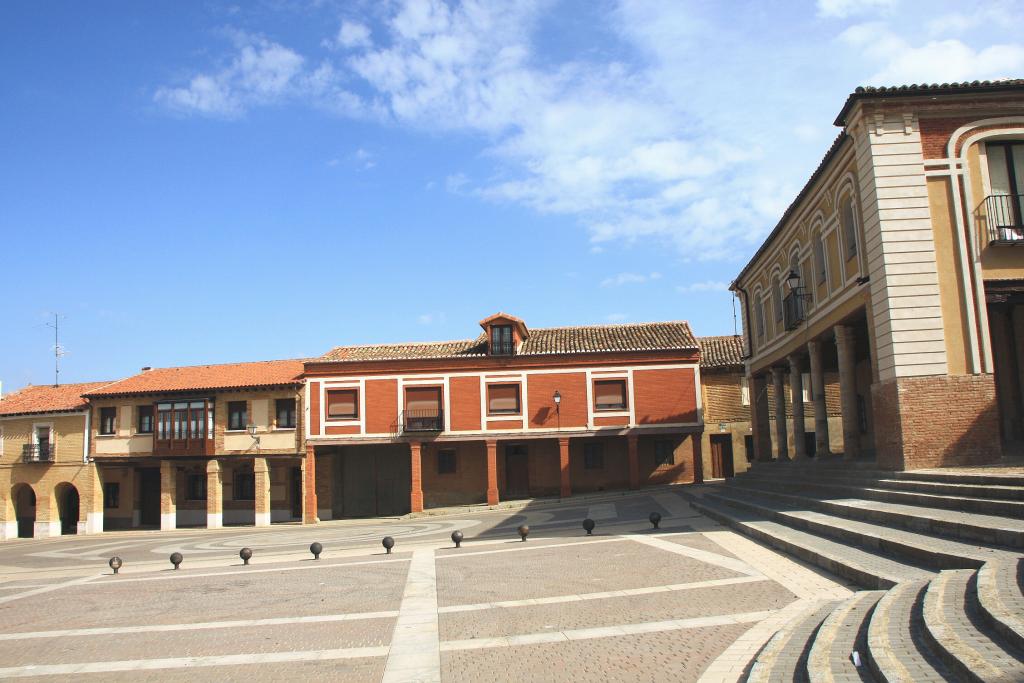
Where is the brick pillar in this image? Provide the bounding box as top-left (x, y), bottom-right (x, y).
top-left (84, 465), bottom-right (104, 534)
top-left (1012, 305), bottom-right (1024, 432)
top-left (692, 432), bottom-right (704, 484)
top-left (627, 434), bottom-right (640, 489)
top-left (835, 324), bottom-right (861, 460)
top-left (303, 443), bottom-right (318, 524)
top-left (206, 460), bottom-right (223, 529)
top-left (160, 460), bottom-right (176, 531)
top-left (33, 492), bottom-right (56, 538)
top-left (254, 457), bottom-right (271, 527)
top-left (751, 374), bottom-right (772, 462)
top-left (788, 354), bottom-right (807, 459)
top-left (807, 340), bottom-right (832, 457)
top-left (558, 437), bottom-right (571, 498)
top-left (485, 439), bottom-right (499, 506)
top-left (409, 442), bottom-right (424, 513)
top-left (771, 366), bottom-right (790, 461)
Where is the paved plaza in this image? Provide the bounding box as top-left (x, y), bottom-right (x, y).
top-left (0, 488), bottom-right (854, 681)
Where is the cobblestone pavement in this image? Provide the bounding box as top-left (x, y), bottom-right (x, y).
top-left (0, 487), bottom-right (852, 681)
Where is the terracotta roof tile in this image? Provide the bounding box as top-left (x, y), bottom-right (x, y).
top-left (698, 335), bottom-right (744, 370)
top-left (85, 359), bottom-right (305, 397)
top-left (319, 321), bottom-right (698, 363)
top-left (0, 381), bottom-right (112, 416)
top-left (835, 79), bottom-right (1024, 125)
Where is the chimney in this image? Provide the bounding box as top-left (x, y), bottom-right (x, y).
top-left (140, 367), bottom-right (152, 372)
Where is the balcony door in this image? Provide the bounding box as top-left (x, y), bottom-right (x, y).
top-left (34, 426), bottom-right (50, 459)
top-left (405, 386), bottom-right (443, 431)
top-left (987, 141), bottom-right (1024, 238)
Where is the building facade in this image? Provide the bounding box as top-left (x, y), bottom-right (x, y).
top-left (0, 382), bottom-right (110, 539)
top-left (732, 80), bottom-right (1024, 469)
top-left (302, 314), bottom-right (705, 517)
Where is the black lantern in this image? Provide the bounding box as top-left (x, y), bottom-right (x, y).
top-left (785, 269), bottom-right (801, 293)
top-left (553, 390), bottom-right (561, 414)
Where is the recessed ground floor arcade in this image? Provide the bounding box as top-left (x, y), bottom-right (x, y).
top-left (307, 429), bottom-right (704, 518)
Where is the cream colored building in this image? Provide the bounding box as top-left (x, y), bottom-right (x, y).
top-left (732, 80), bottom-right (1024, 469)
top-left (0, 382), bottom-right (110, 538)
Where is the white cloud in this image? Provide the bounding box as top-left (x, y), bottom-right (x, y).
top-left (445, 173), bottom-right (469, 193)
top-left (337, 21), bottom-right (372, 49)
top-left (676, 280), bottom-right (729, 293)
top-left (600, 272), bottom-right (661, 288)
top-left (417, 312), bottom-right (446, 325)
top-left (817, 0), bottom-right (896, 19)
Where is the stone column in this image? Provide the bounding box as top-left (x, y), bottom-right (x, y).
top-left (835, 324), bottom-right (860, 460)
top-left (409, 442), bottom-right (424, 513)
top-left (302, 443), bottom-right (318, 525)
top-left (160, 460), bottom-right (176, 531)
top-left (692, 433), bottom-right (704, 484)
top-left (206, 460), bottom-right (223, 529)
top-left (771, 366), bottom-right (790, 460)
top-left (254, 457), bottom-right (271, 527)
top-left (627, 434), bottom-right (640, 489)
top-left (788, 354), bottom-right (807, 459)
top-left (807, 340), bottom-right (832, 457)
top-left (486, 439), bottom-right (499, 505)
top-left (751, 374), bottom-right (772, 462)
top-left (558, 437), bottom-right (571, 498)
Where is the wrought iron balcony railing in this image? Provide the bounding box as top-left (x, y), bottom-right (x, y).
top-left (400, 409), bottom-right (444, 433)
top-left (22, 444), bottom-right (54, 463)
top-left (783, 291), bottom-right (806, 331)
top-left (984, 194), bottom-right (1024, 245)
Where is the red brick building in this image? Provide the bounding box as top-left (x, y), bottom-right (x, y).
top-left (302, 313), bottom-right (704, 518)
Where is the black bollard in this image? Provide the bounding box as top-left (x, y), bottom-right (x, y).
top-left (451, 530), bottom-right (464, 548)
top-left (382, 536), bottom-right (395, 554)
top-left (170, 552), bottom-right (183, 570)
top-left (517, 524), bottom-right (529, 541)
top-left (310, 542), bottom-right (323, 560)
top-left (649, 512), bottom-right (662, 529)
top-left (239, 548), bottom-right (252, 566)
top-left (109, 556), bottom-right (122, 575)
top-left (583, 518), bottom-right (595, 535)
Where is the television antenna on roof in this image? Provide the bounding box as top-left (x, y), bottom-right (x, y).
top-left (46, 313), bottom-right (65, 387)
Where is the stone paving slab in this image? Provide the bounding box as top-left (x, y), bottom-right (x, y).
top-left (436, 538), bottom-right (746, 607)
top-left (440, 579), bottom-right (796, 640)
top-left (662, 532), bottom-right (741, 560)
top-left (0, 617), bottom-right (395, 667)
top-left (441, 622), bottom-right (752, 682)
top-left (0, 561), bottom-right (411, 631)
top-left (26, 657), bottom-right (388, 683)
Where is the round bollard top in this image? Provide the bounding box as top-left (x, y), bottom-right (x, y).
top-left (310, 542), bottom-right (323, 558)
top-left (169, 552), bottom-right (183, 569)
top-left (108, 556), bottom-right (122, 573)
top-left (517, 524), bottom-right (529, 540)
top-left (382, 536), bottom-right (395, 551)
top-left (239, 547), bottom-right (253, 562)
top-left (649, 511), bottom-right (662, 527)
top-left (582, 518), bottom-right (596, 534)
top-left (451, 530), bottom-right (464, 545)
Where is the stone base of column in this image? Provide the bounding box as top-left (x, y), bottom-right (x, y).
top-left (871, 374), bottom-right (1001, 470)
top-left (160, 513), bottom-right (176, 531)
top-left (34, 520), bottom-right (61, 538)
top-left (85, 511), bottom-right (104, 534)
top-left (207, 512), bottom-right (223, 529)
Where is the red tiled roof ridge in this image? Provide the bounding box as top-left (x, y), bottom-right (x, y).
top-left (326, 339), bottom-right (477, 351)
top-left (84, 358), bottom-right (306, 397)
top-left (134, 357), bottom-right (311, 372)
top-left (530, 320), bottom-right (693, 331)
top-left (0, 381), bottom-right (114, 416)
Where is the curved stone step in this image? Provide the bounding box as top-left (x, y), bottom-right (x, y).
top-left (747, 599), bottom-right (839, 683)
top-left (688, 496), bottom-right (932, 590)
top-left (807, 591), bottom-right (884, 683)
top-left (866, 580), bottom-right (955, 682)
top-left (705, 490), bottom-right (1016, 571)
top-left (921, 569), bottom-right (1024, 683)
top-left (976, 559), bottom-right (1024, 652)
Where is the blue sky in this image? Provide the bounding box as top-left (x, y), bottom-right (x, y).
top-left (2, 0), bottom-right (1022, 391)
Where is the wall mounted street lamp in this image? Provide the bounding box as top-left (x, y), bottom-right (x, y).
top-left (553, 390), bottom-right (561, 414)
top-left (247, 423), bottom-right (261, 455)
top-left (784, 269), bottom-right (813, 330)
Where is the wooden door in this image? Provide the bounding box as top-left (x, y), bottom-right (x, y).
top-left (505, 445), bottom-right (530, 498)
top-left (710, 435), bottom-right (734, 479)
top-left (343, 451), bottom-right (376, 517)
top-left (290, 467), bottom-right (303, 519)
top-left (139, 469), bottom-right (161, 526)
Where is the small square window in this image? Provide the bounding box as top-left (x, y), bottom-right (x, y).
top-left (593, 380), bottom-right (627, 411)
top-left (326, 389), bottom-right (359, 420)
top-left (276, 398), bottom-right (296, 428)
top-left (654, 440), bottom-right (674, 466)
top-left (583, 442), bottom-right (604, 470)
top-left (437, 449), bottom-right (456, 475)
top-left (234, 471), bottom-right (255, 501)
top-left (228, 401), bottom-right (248, 431)
top-left (137, 405), bottom-right (154, 434)
top-left (186, 473), bottom-right (207, 501)
top-left (487, 384), bottom-right (521, 415)
top-left (103, 482), bottom-right (120, 509)
top-left (99, 407), bottom-right (116, 435)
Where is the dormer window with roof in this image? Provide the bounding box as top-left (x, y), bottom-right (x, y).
top-left (490, 325), bottom-right (514, 356)
top-left (479, 312), bottom-right (529, 357)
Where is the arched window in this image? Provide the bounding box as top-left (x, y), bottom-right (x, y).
top-left (812, 232), bottom-right (827, 285)
top-left (839, 195), bottom-right (858, 261)
top-left (754, 290), bottom-right (766, 340)
top-left (772, 275), bottom-right (784, 324)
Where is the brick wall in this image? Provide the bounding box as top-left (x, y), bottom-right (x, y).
top-left (449, 377), bottom-right (481, 431)
top-left (872, 374), bottom-right (1001, 470)
top-left (527, 372), bottom-right (587, 428)
top-left (365, 379), bottom-right (398, 434)
top-left (422, 441), bottom-right (487, 507)
top-left (633, 368), bottom-right (697, 424)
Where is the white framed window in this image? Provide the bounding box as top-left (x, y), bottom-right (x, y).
top-left (839, 196), bottom-right (858, 261)
top-left (813, 234), bottom-right (827, 285)
top-left (740, 377), bottom-right (750, 406)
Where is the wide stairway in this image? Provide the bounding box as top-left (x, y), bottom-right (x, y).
top-left (686, 461), bottom-right (1024, 681)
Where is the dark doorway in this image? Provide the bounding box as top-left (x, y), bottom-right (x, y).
top-left (13, 485), bottom-right (35, 538)
top-left (340, 445), bottom-right (411, 518)
top-left (710, 435), bottom-right (735, 478)
top-left (139, 469), bottom-right (161, 527)
top-left (290, 467), bottom-right (303, 519)
top-left (743, 435), bottom-right (754, 463)
top-left (805, 431), bottom-right (817, 458)
top-left (505, 444), bottom-right (530, 498)
top-left (57, 485), bottom-right (80, 535)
